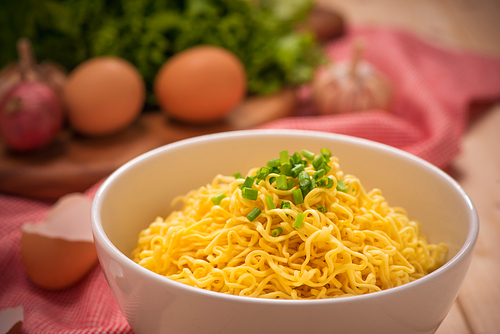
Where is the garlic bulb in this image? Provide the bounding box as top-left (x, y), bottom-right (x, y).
top-left (312, 41), bottom-right (393, 115)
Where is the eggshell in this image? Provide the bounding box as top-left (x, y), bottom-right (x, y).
top-left (0, 307), bottom-right (23, 334)
top-left (20, 193), bottom-right (98, 290)
top-left (154, 45), bottom-right (247, 123)
top-left (64, 56), bottom-right (145, 136)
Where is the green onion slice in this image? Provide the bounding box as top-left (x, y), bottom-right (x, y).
top-left (312, 169), bottom-right (326, 180)
top-left (316, 177), bottom-right (333, 188)
top-left (301, 149), bottom-right (315, 161)
top-left (324, 177), bottom-right (334, 188)
top-left (312, 155), bottom-right (326, 170)
top-left (298, 171), bottom-right (311, 187)
top-left (279, 150), bottom-right (289, 165)
top-left (233, 172), bottom-right (243, 179)
top-left (271, 227), bottom-right (283, 237)
top-left (267, 158), bottom-right (280, 168)
top-left (242, 187), bottom-right (258, 200)
top-left (266, 195), bottom-right (276, 210)
top-left (292, 188), bottom-right (304, 205)
top-left (292, 152), bottom-right (302, 164)
top-left (281, 162), bottom-right (292, 176)
top-left (211, 193), bottom-right (226, 205)
top-left (276, 175), bottom-right (288, 190)
top-left (241, 176), bottom-right (254, 189)
top-left (270, 167), bottom-right (280, 174)
top-left (336, 179), bottom-right (348, 192)
top-left (317, 206), bottom-right (327, 213)
top-left (247, 207), bottom-right (261, 222)
top-left (256, 167), bottom-right (270, 180)
top-left (280, 201), bottom-right (291, 209)
top-left (293, 213), bottom-right (305, 228)
top-left (321, 148), bottom-right (332, 158)
top-left (291, 164), bottom-right (305, 178)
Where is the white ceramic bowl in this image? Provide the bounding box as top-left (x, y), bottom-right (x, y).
top-left (91, 129), bottom-right (478, 334)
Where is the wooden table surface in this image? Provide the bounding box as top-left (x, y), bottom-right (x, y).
top-left (320, 0), bottom-right (500, 333)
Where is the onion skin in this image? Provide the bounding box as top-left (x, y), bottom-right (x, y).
top-left (0, 82), bottom-right (64, 151)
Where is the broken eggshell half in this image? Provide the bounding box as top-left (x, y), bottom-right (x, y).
top-left (21, 193), bottom-right (98, 290)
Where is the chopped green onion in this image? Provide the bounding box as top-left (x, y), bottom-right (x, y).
top-left (266, 195), bottom-right (276, 209)
top-left (315, 162), bottom-right (331, 174)
top-left (321, 148), bottom-right (332, 158)
top-left (256, 167), bottom-right (270, 180)
top-left (292, 152), bottom-right (302, 164)
top-left (301, 149), bottom-right (315, 161)
top-left (276, 175), bottom-right (288, 190)
top-left (317, 177), bottom-right (334, 188)
top-left (233, 172), bottom-right (243, 179)
top-left (281, 162), bottom-right (292, 176)
top-left (336, 179), bottom-right (348, 192)
top-left (302, 183), bottom-right (314, 197)
top-left (293, 213), bottom-right (305, 228)
top-left (298, 171), bottom-right (311, 188)
top-left (271, 227), bottom-right (283, 237)
top-left (279, 150), bottom-right (289, 165)
top-left (299, 171), bottom-right (314, 197)
top-left (312, 169), bottom-right (326, 180)
top-left (317, 206), bottom-right (327, 213)
top-left (241, 176), bottom-right (254, 188)
top-left (269, 176), bottom-right (276, 185)
top-left (242, 187), bottom-right (258, 200)
top-left (287, 179), bottom-right (295, 190)
top-left (292, 188), bottom-right (304, 205)
top-left (325, 177), bottom-right (334, 188)
top-left (247, 207), bottom-right (261, 222)
top-left (270, 167), bottom-right (281, 174)
top-left (291, 164), bottom-right (305, 178)
top-left (211, 193), bottom-right (226, 205)
top-left (280, 201), bottom-right (291, 209)
top-left (267, 158), bottom-right (281, 168)
top-left (312, 154), bottom-right (326, 170)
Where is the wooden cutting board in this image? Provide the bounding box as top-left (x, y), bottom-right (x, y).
top-left (0, 89), bottom-right (297, 201)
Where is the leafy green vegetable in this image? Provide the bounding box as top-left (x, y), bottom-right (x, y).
top-left (0, 0), bottom-right (324, 105)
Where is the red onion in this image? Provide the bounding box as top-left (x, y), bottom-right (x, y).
top-left (0, 82), bottom-right (64, 151)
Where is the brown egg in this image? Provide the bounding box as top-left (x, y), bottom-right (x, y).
top-left (154, 45), bottom-right (247, 123)
top-left (64, 56), bottom-right (145, 136)
top-left (20, 193), bottom-right (98, 290)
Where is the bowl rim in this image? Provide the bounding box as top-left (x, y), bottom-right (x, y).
top-left (91, 129), bottom-right (479, 305)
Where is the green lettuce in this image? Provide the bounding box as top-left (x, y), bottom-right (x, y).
top-left (0, 0), bottom-right (324, 104)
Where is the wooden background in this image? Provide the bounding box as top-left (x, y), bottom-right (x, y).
top-left (319, 0), bottom-right (500, 333)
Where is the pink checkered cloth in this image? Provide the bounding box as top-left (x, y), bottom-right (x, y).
top-left (1, 26), bottom-right (500, 334)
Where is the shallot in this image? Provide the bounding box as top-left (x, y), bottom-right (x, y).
top-left (0, 82), bottom-right (63, 151)
top-left (0, 38), bottom-right (65, 151)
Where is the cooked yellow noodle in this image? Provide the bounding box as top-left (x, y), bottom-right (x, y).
top-left (132, 152), bottom-right (447, 299)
